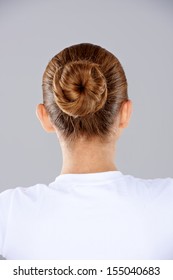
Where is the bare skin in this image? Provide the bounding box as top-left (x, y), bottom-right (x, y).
top-left (36, 100), bottom-right (132, 175)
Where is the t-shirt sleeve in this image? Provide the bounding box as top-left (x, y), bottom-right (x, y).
top-left (0, 189), bottom-right (14, 255)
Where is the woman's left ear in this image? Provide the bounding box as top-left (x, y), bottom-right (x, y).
top-left (36, 104), bottom-right (56, 132)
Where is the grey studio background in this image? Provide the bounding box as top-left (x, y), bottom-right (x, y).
top-left (0, 0), bottom-right (173, 259)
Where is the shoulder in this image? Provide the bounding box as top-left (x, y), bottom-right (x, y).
top-left (0, 188), bottom-right (14, 212)
top-left (123, 173), bottom-right (173, 186)
top-left (0, 183), bottom-right (48, 207)
top-left (122, 174), bottom-right (173, 200)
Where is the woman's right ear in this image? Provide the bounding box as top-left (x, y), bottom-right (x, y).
top-left (119, 100), bottom-right (132, 129)
top-left (36, 104), bottom-right (56, 133)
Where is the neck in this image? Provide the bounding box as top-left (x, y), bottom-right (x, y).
top-left (59, 137), bottom-right (117, 175)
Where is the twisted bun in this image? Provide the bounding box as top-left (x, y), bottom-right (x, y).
top-left (52, 60), bottom-right (108, 118)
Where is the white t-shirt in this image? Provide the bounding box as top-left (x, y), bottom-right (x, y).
top-left (0, 171), bottom-right (173, 260)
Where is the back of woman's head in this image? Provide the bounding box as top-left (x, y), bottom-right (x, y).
top-left (42, 43), bottom-right (128, 146)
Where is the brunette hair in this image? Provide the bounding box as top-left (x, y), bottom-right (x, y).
top-left (42, 43), bottom-right (128, 146)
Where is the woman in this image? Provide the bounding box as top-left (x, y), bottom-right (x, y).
top-left (0, 43), bottom-right (173, 260)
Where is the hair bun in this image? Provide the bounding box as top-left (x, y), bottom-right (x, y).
top-left (52, 60), bottom-right (108, 117)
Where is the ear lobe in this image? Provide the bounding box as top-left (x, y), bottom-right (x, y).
top-left (36, 104), bottom-right (56, 133)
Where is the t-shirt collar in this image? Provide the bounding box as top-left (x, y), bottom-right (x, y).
top-left (52, 170), bottom-right (123, 185)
